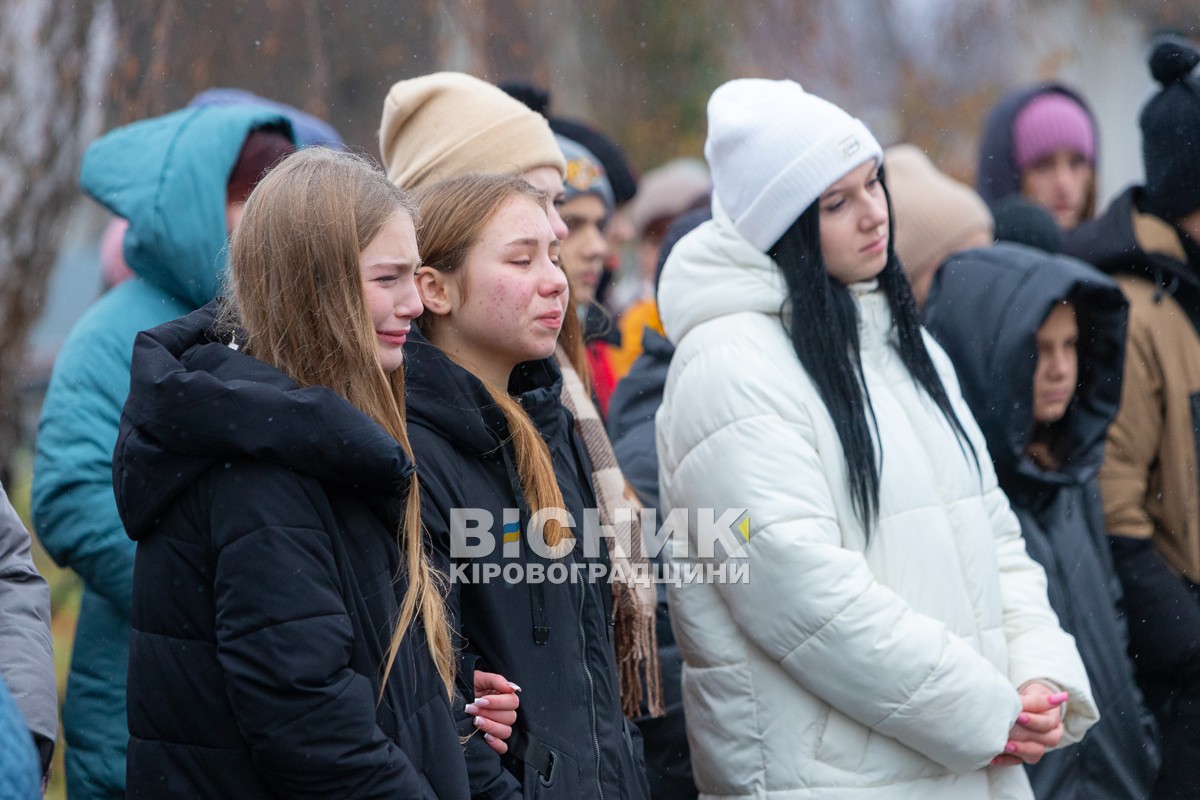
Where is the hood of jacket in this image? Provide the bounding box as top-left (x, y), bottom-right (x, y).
top-left (114, 302), bottom-right (414, 540)
top-left (80, 105), bottom-right (295, 309)
top-left (401, 330), bottom-right (566, 456)
top-left (658, 193), bottom-right (788, 345)
top-left (922, 242), bottom-right (1127, 491)
top-left (976, 83), bottom-right (1098, 207)
top-left (1064, 185), bottom-right (1200, 330)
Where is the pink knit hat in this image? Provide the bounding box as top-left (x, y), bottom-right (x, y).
top-left (1012, 92), bottom-right (1096, 170)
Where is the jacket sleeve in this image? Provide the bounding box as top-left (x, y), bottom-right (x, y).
top-left (1097, 310), bottom-right (1163, 541)
top-left (0, 482), bottom-right (57, 747)
top-left (419, 476), bottom-right (523, 800)
top-left (209, 462), bottom-right (429, 799)
top-left (1109, 535), bottom-right (1200, 679)
top-left (927, 337), bottom-right (1098, 748)
top-left (31, 324), bottom-right (135, 616)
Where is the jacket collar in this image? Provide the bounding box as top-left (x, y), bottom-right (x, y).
top-left (658, 194), bottom-right (788, 345)
top-left (116, 301), bottom-right (415, 539)
top-left (402, 330), bottom-right (566, 457)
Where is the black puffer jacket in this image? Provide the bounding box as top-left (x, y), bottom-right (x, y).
top-left (113, 303), bottom-right (469, 799)
top-left (923, 243), bottom-right (1159, 800)
top-left (403, 332), bottom-right (648, 800)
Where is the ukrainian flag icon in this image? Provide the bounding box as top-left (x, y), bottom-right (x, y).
top-left (502, 521), bottom-right (520, 544)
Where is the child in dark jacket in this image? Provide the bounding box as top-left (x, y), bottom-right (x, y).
top-left (923, 245), bottom-right (1160, 800)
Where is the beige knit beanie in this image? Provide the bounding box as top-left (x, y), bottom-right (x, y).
top-left (379, 72), bottom-right (566, 191)
top-left (885, 144), bottom-right (993, 287)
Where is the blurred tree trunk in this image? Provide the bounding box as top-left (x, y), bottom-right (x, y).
top-left (0, 0), bottom-right (117, 482)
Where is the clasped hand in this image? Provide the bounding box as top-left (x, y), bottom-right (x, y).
top-left (991, 682), bottom-right (1068, 767)
top-left (466, 670), bottom-right (522, 755)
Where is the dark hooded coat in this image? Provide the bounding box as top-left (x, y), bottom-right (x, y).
top-left (402, 332), bottom-right (649, 800)
top-left (923, 243), bottom-right (1159, 800)
top-left (113, 304), bottom-right (469, 799)
top-left (31, 105), bottom-right (296, 799)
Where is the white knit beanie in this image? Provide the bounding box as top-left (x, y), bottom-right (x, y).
top-left (704, 79), bottom-right (883, 252)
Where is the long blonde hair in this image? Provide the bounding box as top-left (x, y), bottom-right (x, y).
top-left (414, 172), bottom-right (570, 548)
top-left (224, 147), bottom-right (454, 698)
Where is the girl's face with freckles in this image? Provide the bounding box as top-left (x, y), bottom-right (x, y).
top-left (419, 194), bottom-right (568, 385)
top-left (818, 159), bottom-right (890, 286)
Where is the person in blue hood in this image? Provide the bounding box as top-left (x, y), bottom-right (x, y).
top-left (31, 103), bottom-right (295, 800)
top-left (187, 87), bottom-right (345, 149)
top-left (922, 245), bottom-right (1161, 800)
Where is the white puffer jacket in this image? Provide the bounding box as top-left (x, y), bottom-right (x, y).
top-left (655, 199), bottom-right (1098, 800)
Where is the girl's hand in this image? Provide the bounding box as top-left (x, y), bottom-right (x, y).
top-left (991, 683), bottom-right (1068, 767)
top-left (467, 671), bottom-right (522, 754)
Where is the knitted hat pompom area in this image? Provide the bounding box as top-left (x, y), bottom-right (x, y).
top-left (704, 79), bottom-right (883, 253)
top-left (1149, 38), bottom-right (1200, 85)
top-left (1140, 38), bottom-right (1200, 223)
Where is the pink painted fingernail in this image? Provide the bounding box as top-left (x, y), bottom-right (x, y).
top-left (464, 704), bottom-right (479, 715)
top-left (483, 732), bottom-right (496, 742)
top-left (1017, 714), bottom-right (1030, 725)
top-left (1050, 691), bottom-right (1069, 704)
top-left (507, 682), bottom-right (522, 691)
top-left (1004, 742), bottom-right (1017, 754)
top-left (471, 697), bottom-right (491, 708)
top-left (473, 715), bottom-right (486, 728)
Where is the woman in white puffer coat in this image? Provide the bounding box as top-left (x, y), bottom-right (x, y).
top-left (655, 78), bottom-right (1099, 800)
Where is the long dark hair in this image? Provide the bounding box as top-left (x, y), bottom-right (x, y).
top-left (768, 171), bottom-right (976, 532)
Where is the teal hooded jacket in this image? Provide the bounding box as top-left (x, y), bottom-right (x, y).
top-left (32, 104), bottom-right (294, 800)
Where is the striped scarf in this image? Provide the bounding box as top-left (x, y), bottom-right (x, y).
top-left (557, 346), bottom-right (663, 717)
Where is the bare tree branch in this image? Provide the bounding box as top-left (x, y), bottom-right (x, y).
top-left (0, 0), bottom-right (117, 480)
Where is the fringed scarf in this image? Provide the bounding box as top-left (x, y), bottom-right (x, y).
top-left (556, 345), bottom-right (664, 718)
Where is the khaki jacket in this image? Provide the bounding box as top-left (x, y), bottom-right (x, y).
top-left (1100, 210), bottom-right (1200, 581)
